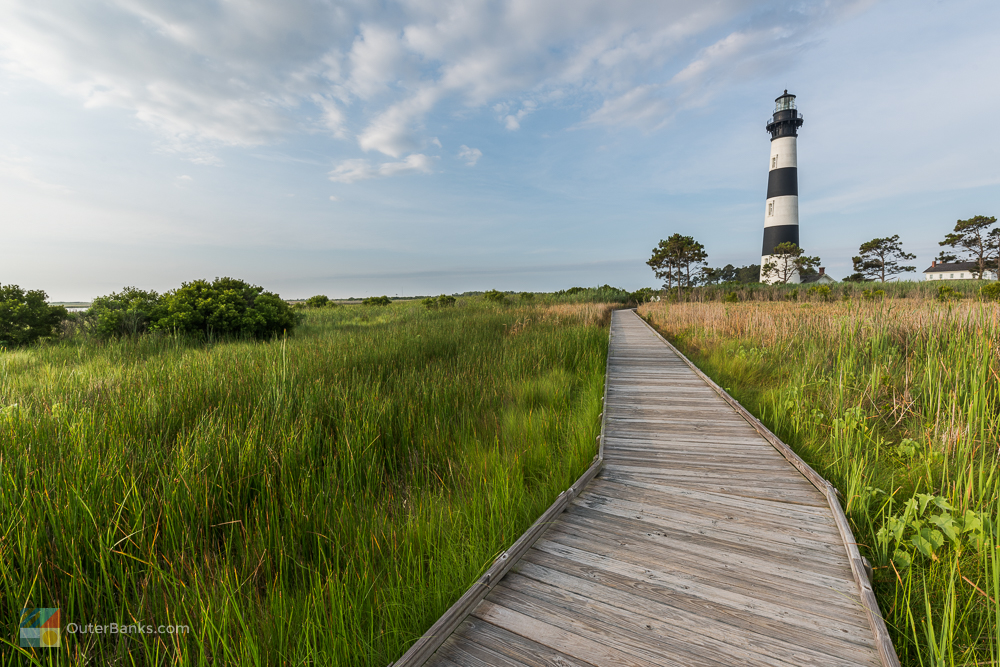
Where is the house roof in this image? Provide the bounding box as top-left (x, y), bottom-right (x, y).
top-left (923, 261), bottom-right (981, 274)
top-left (801, 273), bottom-right (836, 284)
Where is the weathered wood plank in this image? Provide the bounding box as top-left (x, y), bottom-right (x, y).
top-left (471, 600), bottom-right (668, 667)
top-left (450, 618), bottom-right (597, 667)
top-left (502, 567), bottom-right (880, 665)
top-left (519, 548), bottom-right (869, 648)
top-left (534, 525), bottom-right (867, 619)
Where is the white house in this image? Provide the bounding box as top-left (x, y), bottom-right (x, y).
top-left (801, 267), bottom-right (837, 285)
top-left (923, 261), bottom-right (997, 281)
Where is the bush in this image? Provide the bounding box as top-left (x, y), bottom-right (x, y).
top-left (723, 292), bottom-right (739, 303)
top-left (807, 285), bottom-right (832, 301)
top-left (519, 292), bottom-right (535, 303)
top-left (305, 295), bottom-right (334, 308)
top-left (483, 289), bottom-right (506, 304)
top-left (362, 295), bottom-right (392, 306)
top-left (423, 295), bottom-right (457, 309)
top-left (936, 285), bottom-right (962, 303)
top-left (862, 289), bottom-right (886, 301)
top-left (88, 287), bottom-right (162, 339)
top-left (0, 284), bottom-right (67, 347)
top-left (155, 277), bottom-right (297, 339)
top-left (629, 288), bottom-right (655, 303)
top-left (981, 283), bottom-right (1000, 301)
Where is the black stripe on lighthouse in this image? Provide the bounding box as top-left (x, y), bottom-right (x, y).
top-left (761, 224), bottom-right (799, 255)
top-left (766, 167), bottom-right (797, 199)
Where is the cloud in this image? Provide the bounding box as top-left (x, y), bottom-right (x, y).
top-left (357, 86), bottom-right (440, 157)
top-left (328, 154), bottom-right (434, 183)
top-left (586, 85), bottom-right (671, 129)
top-left (458, 145), bottom-right (482, 166)
top-left (0, 1), bottom-right (873, 161)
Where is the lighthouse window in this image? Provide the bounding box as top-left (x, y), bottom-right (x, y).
top-left (768, 201), bottom-right (774, 216)
top-left (772, 156), bottom-right (777, 169)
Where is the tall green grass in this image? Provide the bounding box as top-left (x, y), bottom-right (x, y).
top-left (1, 301), bottom-right (609, 665)
top-left (641, 299), bottom-right (1000, 665)
top-left (665, 278), bottom-right (993, 303)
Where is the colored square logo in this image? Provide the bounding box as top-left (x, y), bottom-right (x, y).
top-left (20, 608), bottom-right (61, 648)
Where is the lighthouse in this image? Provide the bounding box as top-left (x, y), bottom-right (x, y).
top-left (760, 90), bottom-right (804, 284)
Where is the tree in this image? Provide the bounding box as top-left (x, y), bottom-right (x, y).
top-left (483, 290), bottom-right (506, 303)
top-left (88, 287), bottom-right (162, 338)
top-left (842, 273), bottom-right (872, 283)
top-left (935, 250), bottom-right (958, 264)
top-left (851, 235), bottom-right (916, 283)
top-left (940, 215), bottom-right (999, 278)
top-left (0, 284), bottom-right (67, 347)
top-left (155, 277), bottom-right (297, 339)
top-left (761, 243), bottom-right (820, 285)
top-left (647, 234), bottom-right (708, 289)
top-left (699, 264), bottom-right (761, 285)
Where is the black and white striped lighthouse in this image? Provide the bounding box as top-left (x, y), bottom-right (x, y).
top-left (760, 90), bottom-right (804, 283)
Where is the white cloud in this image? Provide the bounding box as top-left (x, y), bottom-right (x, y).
top-left (458, 145), bottom-right (482, 166)
top-left (0, 1), bottom-right (873, 161)
top-left (328, 153), bottom-right (434, 183)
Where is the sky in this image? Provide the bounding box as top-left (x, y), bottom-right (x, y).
top-left (1, 0), bottom-right (998, 301)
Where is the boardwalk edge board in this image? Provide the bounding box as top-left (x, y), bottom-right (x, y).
top-left (633, 310), bottom-right (901, 667)
top-left (388, 326), bottom-right (615, 666)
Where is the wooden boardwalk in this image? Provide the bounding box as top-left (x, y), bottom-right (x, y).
top-left (402, 309), bottom-right (894, 667)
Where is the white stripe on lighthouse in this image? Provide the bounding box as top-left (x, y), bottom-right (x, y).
top-left (769, 136), bottom-right (797, 169)
top-left (763, 195), bottom-right (798, 228)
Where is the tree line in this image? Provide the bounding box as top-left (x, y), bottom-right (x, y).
top-left (648, 214), bottom-right (998, 288)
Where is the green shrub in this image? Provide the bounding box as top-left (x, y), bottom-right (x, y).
top-left (785, 288), bottom-right (799, 301)
top-left (723, 292), bottom-right (739, 303)
top-left (483, 289), bottom-right (506, 304)
top-left (807, 285), bottom-right (832, 301)
top-left (519, 292), bottom-right (535, 302)
top-left (305, 295), bottom-right (334, 308)
top-left (155, 277), bottom-right (297, 339)
top-left (87, 287), bottom-right (162, 338)
top-left (437, 294), bottom-right (456, 307)
top-left (421, 297), bottom-right (437, 309)
top-left (862, 289), bottom-right (886, 301)
top-left (362, 295), bottom-right (392, 306)
top-left (936, 285), bottom-right (962, 303)
top-left (980, 283), bottom-right (1000, 301)
top-left (0, 284), bottom-right (67, 347)
top-left (629, 287), bottom-right (654, 303)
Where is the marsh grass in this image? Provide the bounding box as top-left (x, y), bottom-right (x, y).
top-left (1, 300), bottom-right (610, 665)
top-left (669, 279), bottom-right (994, 303)
top-left (640, 298), bottom-right (1000, 665)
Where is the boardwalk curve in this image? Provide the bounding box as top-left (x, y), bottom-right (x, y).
top-left (395, 309), bottom-right (898, 667)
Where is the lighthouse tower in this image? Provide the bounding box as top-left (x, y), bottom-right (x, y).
top-left (760, 90), bottom-right (804, 283)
